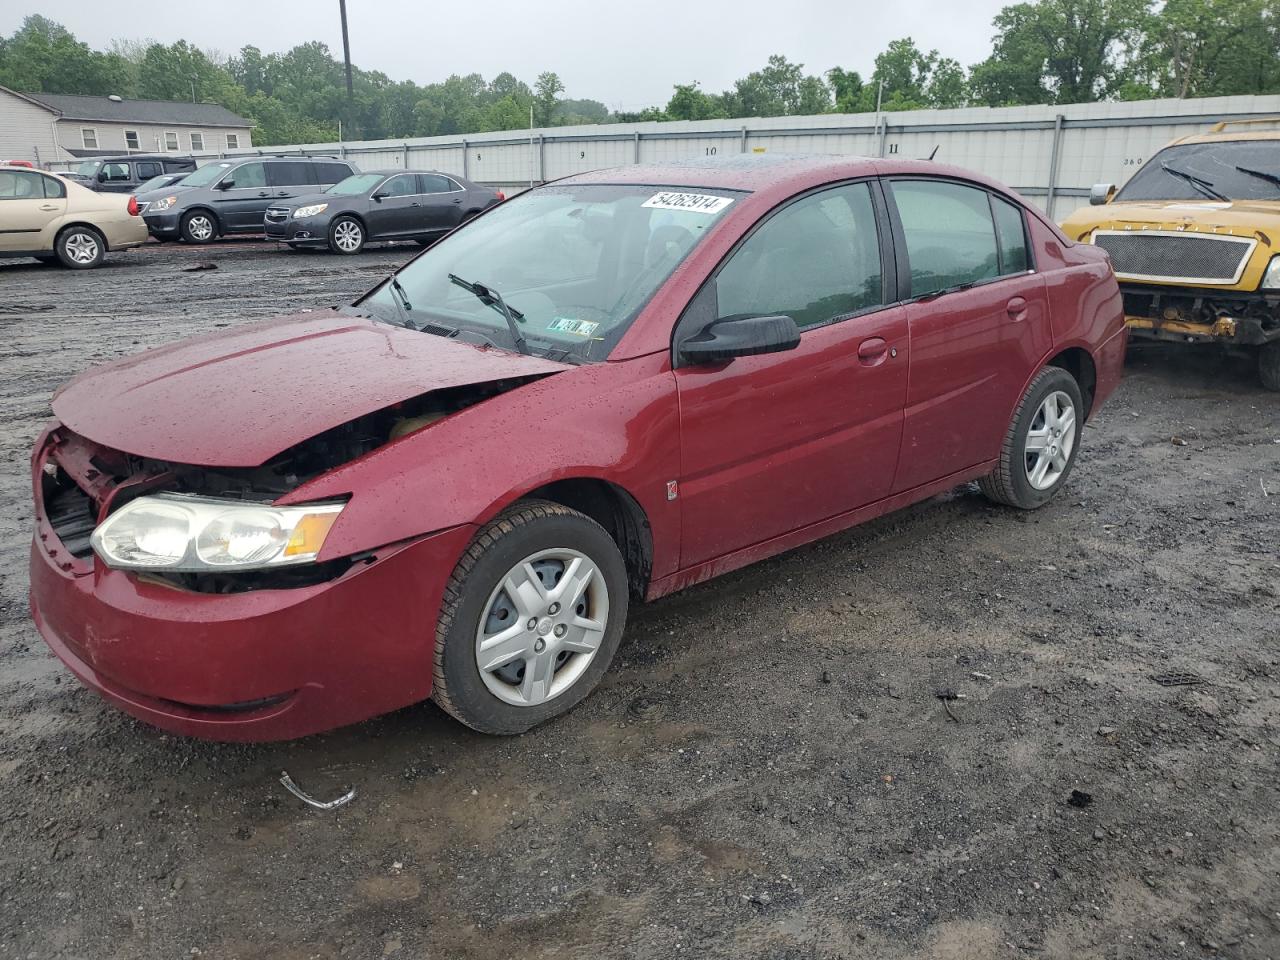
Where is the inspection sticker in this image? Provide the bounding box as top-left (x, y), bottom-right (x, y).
top-left (642, 192), bottom-right (734, 214)
top-left (547, 317), bottom-right (600, 336)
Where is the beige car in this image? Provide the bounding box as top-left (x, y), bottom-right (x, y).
top-left (0, 167), bottom-right (148, 268)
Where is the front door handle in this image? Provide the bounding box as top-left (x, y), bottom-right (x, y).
top-left (451, 198), bottom-right (463, 204)
top-left (857, 337), bottom-right (889, 364)
top-left (1006, 296), bottom-right (1029, 320)
top-left (258, 191), bottom-right (271, 197)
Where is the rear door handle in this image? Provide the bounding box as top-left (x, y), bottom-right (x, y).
top-left (451, 198), bottom-right (463, 204)
top-left (1006, 296), bottom-right (1029, 320)
top-left (857, 337), bottom-right (889, 363)
top-left (39, 204), bottom-right (58, 211)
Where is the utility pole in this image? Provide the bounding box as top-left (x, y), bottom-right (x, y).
top-left (190, 75), bottom-right (198, 103)
top-left (339, 0), bottom-right (354, 99)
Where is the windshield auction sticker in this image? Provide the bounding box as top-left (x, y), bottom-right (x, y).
top-left (642, 192), bottom-right (734, 214)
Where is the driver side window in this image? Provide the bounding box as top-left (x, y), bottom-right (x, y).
top-left (229, 162), bottom-right (266, 189)
top-left (716, 182), bottom-right (883, 329)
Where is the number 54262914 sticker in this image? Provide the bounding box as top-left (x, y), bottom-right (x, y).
top-left (641, 192), bottom-right (734, 214)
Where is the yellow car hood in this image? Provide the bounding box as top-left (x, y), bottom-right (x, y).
top-left (1061, 199), bottom-right (1280, 243)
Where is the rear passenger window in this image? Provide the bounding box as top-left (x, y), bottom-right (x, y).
top-left (716, 182), bottom-right (883, 329)
top-left (136, 161), bottom-right (162, 179)
top-left (267, 162), bottom-right (313, 187)
top-left (992, 196), bottom-right (1031, 274)
top-left (316, 162), bottom-right (353, 184)
top-left (101, 162), bottom-right (130, 182)
top-left (420, 174), bottom-right (458, 194)
top-left (891, 180), bottom-right (999, 297)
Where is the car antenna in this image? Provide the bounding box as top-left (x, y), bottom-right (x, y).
top-left (922, 144), bottom-right (940, 161)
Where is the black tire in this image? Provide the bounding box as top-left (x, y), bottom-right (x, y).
top-left (328, 215), bottom-right (365, 254)
top-left (980, 365), bottom-right (1084, 509)
top-left (1259, 342), bottom-right (1280, 391)
top-left (54, 226), bottom-right (105, 269)
top-left (180, 210), bottom-right (217, 245)
top-left (432, 500), bottom-right (629, 735)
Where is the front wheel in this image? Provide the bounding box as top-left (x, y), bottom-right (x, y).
top-left (980, 366), bottom-right (1083, 509)
top-left (180, 211), bottom-right (217, 244)
top-left (328, 216), bottom-right (364, 254)
top-left (432, 501), bottom-right (629, 735)
top-left (1259, 341), bottom-right (1280, 391)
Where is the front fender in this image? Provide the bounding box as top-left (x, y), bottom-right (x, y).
top-left (285, 352), bottom-right (681, 578)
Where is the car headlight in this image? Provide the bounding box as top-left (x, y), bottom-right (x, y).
top-left (90, 493), bottom-right (345, 572)
top-left (1261, 255), bottom-right (1280, 289)
top-left (149, 195), bottom-right (178, 212)
top-left (293, 203), bottom-right (328, 219)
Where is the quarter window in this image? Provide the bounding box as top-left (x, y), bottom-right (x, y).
top-left (124, 130), bottom-right (140, 150)
top-left (316, 162), bottom-right (353, 184)
top-left (43, 176), bottom-right (66, 199)
top-left (891, 180), bottom-right (1000, 297)
top-left (164, 131), bottom-right (179, 151)
top-left (716, 182), bottom-right (884, 329)
top-left (992, 196), bottom-right (1031, 274)
top-left (190, 131), bottom-right (204, 151)
top-left (81, 128), bottom-right (98, 149)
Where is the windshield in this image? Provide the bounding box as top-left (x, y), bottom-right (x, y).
top-left (1116, 140), bottom-right (1280, 202)
top-left (179, 162), bottom-right (233, 188)
top-left (358, 183), bottom-right (741, 362)
top-left (328, 173), bottom-right (384, 195)
top-left (75, 160), bottom-right (101, 177)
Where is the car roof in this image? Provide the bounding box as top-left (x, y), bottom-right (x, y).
top-left (558, 153), bottom-right (1019, 199)
top-left (363, 169), bottom-right (460, 178)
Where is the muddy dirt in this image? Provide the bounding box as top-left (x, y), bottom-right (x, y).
top-left (0, 241), bottom-right (1277, 960)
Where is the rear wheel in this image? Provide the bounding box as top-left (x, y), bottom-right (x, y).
top-left (432, 501), bottom-right (629, 735)
top-left (328, 216), bottom-right (364, 254)
top-left (55, 227), bottom-right (105, 269)
top-left (1259, 342), bottom-right (1280, 391)
top-left (980, 366), bottom-right (1083, 509)
top-left (180, 211), bottom-right (217, 244)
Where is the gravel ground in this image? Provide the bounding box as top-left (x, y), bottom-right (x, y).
top-left (0, 240), bottom-right (1277, 960)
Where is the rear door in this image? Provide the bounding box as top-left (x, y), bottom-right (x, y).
top-left (418, 174), bottom-right (466, 233)
top-left (884, 178), bottom-right (1052, 492)
top-left (673, 180), bottom-right (908, 567)
top-left (268, 161), bottom-right (315, 207)
top-left (213, 161), bottom-right (270, 232)
top-left (0, 170), bottom-right (64, 252)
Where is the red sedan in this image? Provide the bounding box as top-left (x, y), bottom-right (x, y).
top-left (30, 156), bottom-right (1126, 740)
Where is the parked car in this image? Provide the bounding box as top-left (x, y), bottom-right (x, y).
top-left (0, 166), bottom-right (146, 268)
top-left (265, 170), bottom-right (504, 253)
top-left (1062, 119), bottom-right (1280, 389)
top-left (137, 156), bottom-right (358, 244)
top-left (73, 155), bottom-right (197, 194)
top-left (30, 155), bottom-right (1126, 740)
top-left (53, 169), bottom-right (94, 185)
top-left (132, 172), bottom-right (190, 207)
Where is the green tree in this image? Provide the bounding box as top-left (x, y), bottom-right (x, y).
top-left (826, 67), bottom-right (865, 112)
top-left (0, 15), bottom-right (135, 95)
top-left (533, 71), bottom-right (565, 126)
top-left (665, 82), bottom-right (726, 120)
top-left (723, 55), bottom-right (832, 117)
top-left (1129, 0), bottom-right (1280, 98)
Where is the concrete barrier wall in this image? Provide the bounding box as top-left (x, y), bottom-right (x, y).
top-left (71, 94), bottom-right (1280, 222)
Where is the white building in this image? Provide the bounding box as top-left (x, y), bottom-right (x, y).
top-left (0, 85), bottom-right (253, 165)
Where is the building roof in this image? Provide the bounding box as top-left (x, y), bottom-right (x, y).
top-left (11, 89), bottom-right (249, 128)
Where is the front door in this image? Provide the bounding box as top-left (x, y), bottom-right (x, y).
top-left (673, 181), bottom-right (908, 568)
top-left (365, 174), bottom-right (421, 239)
top-left (884, 178), bottom-right (1054, 492)
top-left (213, 161), bottom-right (271, 232)
top-left (0, 170), bottom-right (64, 252)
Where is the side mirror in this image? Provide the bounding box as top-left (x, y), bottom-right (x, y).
top-left (679, 314), bottom-right (801, 365)
top-left (96, 171), bottom-right (108, 182)
top-left (216, 178), bottom-right (234, 191)
top-left (1089, 183), bottom-right (1116, 206)
top-left (371, 191), bottom-right (387, 202)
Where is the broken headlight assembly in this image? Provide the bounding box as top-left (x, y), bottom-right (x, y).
top-left (1260, 256), bottom-right (1280, 289)
top-left (148, 195), bottom-right (178, 212)
top-left (90, 494), bottom-right (344, 572)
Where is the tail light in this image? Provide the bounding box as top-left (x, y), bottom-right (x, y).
top-left (495, 191), bottom-right (506, 201)
top-left (127, 195), bottom-right (140, 216)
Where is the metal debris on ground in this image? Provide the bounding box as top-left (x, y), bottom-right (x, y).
top-left (181, 262), bottom-right (219, 272)
top-left (279, 771), bottom-right (356, 810)
top-left (1068, 789), bottom-right (1094, 808)
top-left (936, 688), bottom-right (964, 723)
top-left (1150, 672), bottom-right (1204, 687)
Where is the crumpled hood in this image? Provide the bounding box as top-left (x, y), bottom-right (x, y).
top-left (1061, 198), bottom-right (1280, 242)
top-left (52, 309), bottom-right (568, 467)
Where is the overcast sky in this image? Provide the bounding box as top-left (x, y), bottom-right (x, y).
top-left (1, 0), bottom-right (1008, 109)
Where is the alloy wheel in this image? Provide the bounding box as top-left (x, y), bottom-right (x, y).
top-left (474, 548), bottom-right (609, 707)
top-left (1024, 389), bottom-right (1076, 490)
top-left (186, 216), bottom-right (213, 242)
top-left (333, 220), bottom-right (362, 252)
top-left (64, 232), bottom-right (99, 265)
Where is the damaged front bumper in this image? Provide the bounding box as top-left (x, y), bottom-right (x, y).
top-left (28, 425), bottom-right (474, 741)
top-left (1121, 284), bottom-right (1280, 346)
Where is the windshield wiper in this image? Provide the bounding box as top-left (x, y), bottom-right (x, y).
top-left (448, 274), bottom-right (529, 355)
top-left (1233, 164), bottom-right (1280, 192)
top-left (372, 274), bottom-right (416, 329)
top-left (1160, 162), bottom-right (1229, 201)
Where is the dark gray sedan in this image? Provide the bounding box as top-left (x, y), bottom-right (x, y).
top-left (264, 170), bottom-right (504, 253)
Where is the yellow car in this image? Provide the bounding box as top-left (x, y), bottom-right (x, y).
top-left (1061, 119), bottom-right (1280, 390)
top-left (0, 166), bottom-right (148, 269)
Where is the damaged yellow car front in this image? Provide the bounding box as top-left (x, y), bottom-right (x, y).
top-left (1060, 120), bottom-right (1280, 390)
